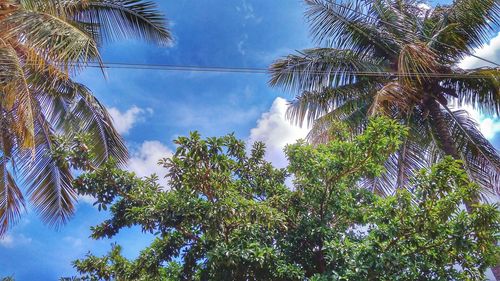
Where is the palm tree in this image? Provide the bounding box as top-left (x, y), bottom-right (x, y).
top-left (270, 0), bottom-right (500, 277)
top-left (270, 0), bottom-right (499, 197)
top-left (0, 0), bottom-right (171, 235)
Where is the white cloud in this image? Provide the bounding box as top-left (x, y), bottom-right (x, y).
top-left (416, 3), bottom-right (432, 17)
top-left (78, 140), bottom-right (173, 205)
top-left (460, 32), bottom-right (500, 69)
top-left (457, 33), bottom-right (500, 139)
top-left (479, 118), bottom-right (500, 139)
top-left (248, 97), bottom-right (309, 168)
top-left (128, 141), bottom-right (174, 186)
top-left (108, 106), bottom-right (153, 135)
top-left (461, 105), bottom-right (500, 140)
top-left (0, 233), bottom-right (32, 248)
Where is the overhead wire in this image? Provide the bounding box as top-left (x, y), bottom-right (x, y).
top-left (0, 1), bottom-right (499, 78)
top-left (0, 60), bottom-right (498, 79)
top-left (84, 62), bottom-right (499, 79)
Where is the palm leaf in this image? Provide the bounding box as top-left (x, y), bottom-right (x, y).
top-left (307, 96), bottom-right (371, 144)
top-left (269, 48), bottom-right (385, 92)
top-left (0, 0), bottom-right (171, 233)
top-left (0, 42), bottom-right (36, 148)
top-left (20, 115), bottom-right (77, 227)
top-left (0, 157), bottom-right (25, 236)
top-left (305, 0), bottom-right (399, 56)
top-left (2, 9), bottom-right (101, 72)
top-left (397, 42), bottom-right (439, 85)
top-left (287, 79), bottom-right (380, 126)
top-left (69, 0), bottom-right (172, 45)
top-left (431, 0), bottom-right (500, 58)
top-left (369, 81), bottom-right (418, 116)
top-left (67, 83), bottom-right (128, 165)
top-left (443, 67), bottom-right (500, 116)
top-left (442, 108), bottom-right (500, 199)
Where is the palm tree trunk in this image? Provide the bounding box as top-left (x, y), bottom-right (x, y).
top-left (427, 100), bottom-right (460, 159)
top-left (427, 100), bottom-right (478, 211)
top-left (427, 100), bottom-right (500, 280)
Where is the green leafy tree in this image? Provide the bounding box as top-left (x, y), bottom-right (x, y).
top-left (269, 0), bottom-right (500, 200)
top-left (67, 118), bottom-right (499, 280)
top-left (0, 0), bottom-right (171, 234)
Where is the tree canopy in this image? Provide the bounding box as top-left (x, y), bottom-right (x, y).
top-left (65, 117), bottom-right (499, 280)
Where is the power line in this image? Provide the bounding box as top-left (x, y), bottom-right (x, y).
top-left (49, 61), bottom-right (500, 79)
top-left (0, 60), bottom-right (497, 79)
top-left (1, 2), bottom-right (499, 79)
top-left (320, 0), bottom-right (500, 67)
top-left (89, 63), bottom-right (491, 78)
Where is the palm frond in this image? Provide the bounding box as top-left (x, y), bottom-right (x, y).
top-left (2, 9), bottom-right (101, 71)
top-left (26, 64), bottom-right (81, 130)
top-left (443, 67), bottom-right (500, 116)
top-left (307, 96), bottom-right (371, 144)
top-left (369, 81), bottom-right (418, 115)
top-left (20, 115), bottom-right (77, 227)
top-left (442, 108), bottom-right (500, 199)
top-left (67, 83), bottom-right (128, 165)
top-left (287, 79), bottom-right (379, 126)
top-left (0, 0), bottom-right (170, 233)
top-left (398, 42), bottom-right (439, 85)
top-left (0, 157), bottom-right (24, 236)
top-left (269, 48), bottom-right (385, 92)
top-left (0, 42), bottom-right (36, 148)
top-left (70, 0), bottom-right (172, 45)
top-left (19, 44), bottom-right (71, 83)
top-left (431, 0), bottom-right (500, 58)
top-left (305, 0), bottom-right (399, 56)
top-left (368, 0), bottom-right (423, 44)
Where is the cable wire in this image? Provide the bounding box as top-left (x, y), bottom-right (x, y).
top-left (0, 60), bottom-right (498, 79)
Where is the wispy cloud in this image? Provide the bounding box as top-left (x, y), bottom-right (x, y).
top-left (63, 236), bottom-right (83, 249)
top-left (237, 34), bottom-right (249, 56)
top-left (169, 87), bottom-right (261, 133)
top-left (236, 0), bottom-right (263, 24)
top-left (0, 233), bottom-right (32, 248)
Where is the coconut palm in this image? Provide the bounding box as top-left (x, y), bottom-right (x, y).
top-left (270, 0), bottom-right (499, 197)
top-left (269, 0), bottom-right (500, 277)
top-left (0, 0), bottom-right (171, 235)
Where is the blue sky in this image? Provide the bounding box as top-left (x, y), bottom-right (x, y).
top-left (1, 1), bottom-right (499, 279)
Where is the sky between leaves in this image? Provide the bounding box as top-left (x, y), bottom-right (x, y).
top-left (0, 0), bottom-right (499, 279)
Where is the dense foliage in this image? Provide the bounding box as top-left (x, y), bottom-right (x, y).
top-left (67, 118), bottom-right (499, 280)
top-left (0, 0), bottom-right (171, 234)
